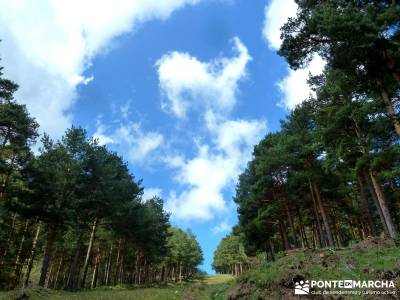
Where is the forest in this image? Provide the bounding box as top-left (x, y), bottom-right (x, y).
top-left (213, 0), bottom-right (400, 274)
top-left (0, 65), bottom-right (203, 290)
top-left (1, 0), bottom-right (400, 299)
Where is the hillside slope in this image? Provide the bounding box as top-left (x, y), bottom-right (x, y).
top-left (229, 238), bottom-right (400, 300)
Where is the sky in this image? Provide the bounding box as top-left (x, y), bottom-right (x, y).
top-left (0, 0), bottom-right (324, 273)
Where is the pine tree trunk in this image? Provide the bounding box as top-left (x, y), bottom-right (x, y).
top-left (66, 229), bottom-right (83, 290)
top-left (382, 47), bottom-right (400, 87)
top-left (46, 260), bottom-right (55, 287)
top-left (357, 176), bottom-right (377, 236)
top-left (114, 239), bottom-right (122, 285)
top-left (379, 85), bottom-right (400, 136)
top-left (24, 222), bottom-right (41, 288)
top-left (312, 225), bottom-right (317, 248)
top-left (81, 218), bottom-right (98, 288)
top-left (118, 255), bottom-right (124, 284)
top-left (134, 253), bottom-right (140, 285)
top-left (330, 214), bottom-right (339, 246)
top-left (283, 194), bottom-right (298, 247)
top-left (53, 253), bottom-right (64, 289)
top-left (296, 205), bottom-right (309, 248)
top-left (352, 118), bottom-right (395, 237)
top-left (369, 171), bottom-right (398, 238)
top-left (179, 262), bottom-right (182, 283)
top-left (333, 218), bottom-right (342, 247)
top-left (91, 247), bottom-right (100, 289)
top-left (138, 263), bottom-right (142, 285)
top-left (365, 174), bottom-right (390, 236)
top-left (161, 266), bottom-right (165, 283)
top-left (61, 267), bottom-right (68, 289)
top-left (279, 219), bottom-right (290, 250)
top-left (308, 179), bottom-right (324, 247)
top-left (39, 223), bottom-right (57, 287)
top-left (311, 180), bottom-right (335, 247)
top-left (105, 243), bottom-right (113, 286)
top-left (12, 220), bottom-right (29, 288)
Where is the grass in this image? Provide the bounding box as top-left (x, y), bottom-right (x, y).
top-left (237, 238), bottom-right (400, 299)
top-left (1, 239), bottom-right (398, 300)
top-left (202, 274), bottom-right (235, 285)
top-left (0, 275), bottom-right (236, 300)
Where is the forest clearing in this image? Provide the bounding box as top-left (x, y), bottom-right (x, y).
top-left (1, 238), bottom-right (399, 299)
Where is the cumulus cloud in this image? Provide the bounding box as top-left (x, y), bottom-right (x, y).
top-left (0, 0), bottom-right (202, 136)
top-left (156, 37), bottom-right (251, 118)
top-left (157, 38), bottom-right (265, 221)
top-left (165, 118), bottom-right (265, 221)
top-left (143, 188), bottom-right (163, 201)
top-left (262, 0), bottom-right (325, 109)
top-left (278, 55), bottom-right (325, 109)
top-left (93, 116), bottom-right (164, 164)
top-left (207, 112), bottom-right (267, 156)
top-left (262, 0), bottom-right (297, 50)
top-left (212, 219), bottom-right (231, 234)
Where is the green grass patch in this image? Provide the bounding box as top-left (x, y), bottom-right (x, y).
top-left (203, 274), bottom-right (235, 285)
top-left (236, 239), bottom-right (400, 299)
top-left (240, 246), bottom-right (400, 289)
top-left (0, 275), bottom-right (236, 300)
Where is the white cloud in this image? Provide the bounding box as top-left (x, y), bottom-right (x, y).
top-left (278, 55), bottom-right (325, 109)
top-left (262, 0), bottom-right (297, 50)
top-left (93, 117), bottom-right (164, 163)
top-left (163, 154), bottom-right (186, 169)
top-left (0, 0), bottom-right (203, 136)
top-left (157, 38), bottom-right (265, 221)
top-left (143, 187), bottom-right (162, 201)
top-left (93, 117), bottom-right (115, 145)
top-left (165, 117), bottom-right (266, 221)
top-left (212, 219), bottom-right (231, 234)
top-left (210, 113), bottom-right (267, 157)
top-left (156, 37), bottom-right (251, 118)
top-left (262, 0), bottom-right (325, 109)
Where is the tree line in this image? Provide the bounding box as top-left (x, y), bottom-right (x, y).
top-left (231, 1), bottom-right (399, 258)
top-left (212, 233), bottom-right (248, 276)
top-left (0, 61), bottom-right (203, 291)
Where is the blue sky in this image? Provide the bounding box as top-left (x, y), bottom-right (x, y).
top-left (0, 0), bottom-right (324, 273)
